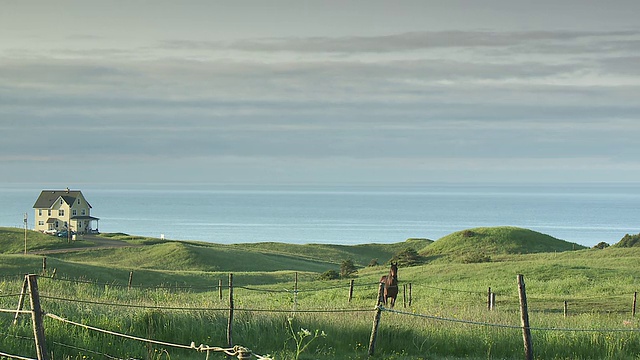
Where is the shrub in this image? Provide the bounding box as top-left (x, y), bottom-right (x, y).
top-left (462, 230), bottom-right (476, 237)
top-left (593, 242), bottom-right (610, 249)
top-left (340, 259), bottom-right (357, 278)
top-left (319, 269), bottom-right (340, 280)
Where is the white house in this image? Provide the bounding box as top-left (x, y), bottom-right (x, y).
top-left (33, 188), bottom-right (99, 235)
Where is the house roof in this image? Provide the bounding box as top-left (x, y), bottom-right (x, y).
top-left (33, 189), bottom-right (92, 209)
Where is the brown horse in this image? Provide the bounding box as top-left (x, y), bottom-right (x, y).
top-left (379, 262), bottom-right (398, 307)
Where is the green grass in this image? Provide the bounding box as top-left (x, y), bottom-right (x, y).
top-left (1, 226), bottom-right (640, 359)
top-left (423, 227), bottom-right (586, 262)
top-left (0, 227), bottom-right (95, 253)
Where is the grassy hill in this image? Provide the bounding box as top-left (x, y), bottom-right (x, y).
top-left (0, 227), bottom-right (429, 274)
top-left (0, 227), bottom-right (94, 253)
top-left (422, 226), bottom-right (586, 262)
top-left (613, 233), bottom-right (640, 248)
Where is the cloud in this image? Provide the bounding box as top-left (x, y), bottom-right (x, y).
top-left (2, 27), bottom-right (640, 184)
top-left (161, 30), bottom-right (640, 54)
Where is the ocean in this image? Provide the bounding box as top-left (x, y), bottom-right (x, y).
top-left (1, 183), bottom-right (638, 248)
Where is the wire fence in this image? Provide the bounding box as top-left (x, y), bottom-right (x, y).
top-left (1, 272), bottom-right (639, 360)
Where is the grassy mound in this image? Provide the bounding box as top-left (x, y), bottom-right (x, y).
top-left (0, 227), bottom-right (94, 254)
top-left (422, 226), bottom-right (585, 262)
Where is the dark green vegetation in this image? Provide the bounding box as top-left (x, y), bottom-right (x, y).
top-left (1, 227), bottom-right (640, 360)
top-left (614, 233), bottom-right (640, 248)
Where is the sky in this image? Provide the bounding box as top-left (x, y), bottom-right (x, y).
top-left (1, 0), bottom-right (640, 186)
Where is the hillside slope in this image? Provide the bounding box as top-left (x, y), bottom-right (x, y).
top-left (0, 227), bottom-right (95, 253)
top-left (422, 226), bottom-right (585, 261)
top-left (1, 228), bottom-right (428, 273)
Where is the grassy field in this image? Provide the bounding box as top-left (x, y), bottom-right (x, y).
top-left (1, 226), bottom-right (639, 360)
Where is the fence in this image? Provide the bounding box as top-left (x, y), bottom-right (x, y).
top-left (1, 272), bottom-right (639, 360)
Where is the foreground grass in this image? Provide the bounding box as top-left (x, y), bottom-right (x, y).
top-left (3, 246), bottom-right (640, 359)
top-left (2, 227), bottom-right (640, 359)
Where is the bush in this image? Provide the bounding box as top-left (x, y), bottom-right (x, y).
top-left (319, 270), bottom-right (340, 280)
top-left (593, 242), bottom-right (610, 249)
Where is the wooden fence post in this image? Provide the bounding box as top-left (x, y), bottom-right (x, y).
top-left (348, 279), bottom-right (354, 303)
top-left (128, 271), bottom-right (133, 290)
top-left (27, 274), bottom-right (49, 360)
top-left (488, 287), bottom-right (492, 310)
top-left (564, 301), bottom-right (568, 318)
top-left (403, 284), bottom-right (407, 308)
top-left (42, 257), bottom-right (47, 276)
top-left (218, 279), bottom-right (223, 300)
top-left (491, 292), bottom-right (496, 310)
top-left (227, 273), bottom-right (234, 348)
top-left (13, 276), bottom-right (29, 325)
top-left (368, 282), bottom-right (385, 356)
top-left (409, 283), bottom-right (412, 307)
top-left (517, 274), bottom-right (533, 360)
top-left (293, 272), bottom-right (298, 313)
top-left (633, 292), bottom-right (637, 317)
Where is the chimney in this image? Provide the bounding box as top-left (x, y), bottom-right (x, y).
top-left (66, 187), bottom-right (70, 193)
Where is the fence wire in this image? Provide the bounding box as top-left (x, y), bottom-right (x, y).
top-left (38, 275), bottom-right (377, 294)
top-left (37, 294), bottom-right (372, 314)
top-left (46, 313), bottom-right (273, 359)
top-left (0, 350), bottom-right (36, 360)
top-left (382, 306), bottom-right (640, 333)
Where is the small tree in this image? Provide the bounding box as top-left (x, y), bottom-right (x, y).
top-left (368, 258), bottom-right (379, 267)
top-left (340, 259), bottom-right (357, 278)
top-left (391, 247), bottom-right (423, 267)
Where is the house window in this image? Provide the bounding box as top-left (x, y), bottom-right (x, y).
top-left (38, 221), bottom-right (44, 226)
top-left (38, 209), bottom-right (42, 216)
top-left (81, 209), bottom-right (86, 215)
top-left (78, 221), bottom-right (83, 227)
top-left (48, 210), bottom-right (51, 216)
top-left (60, 199), bottom-right (63, 205)
top-left (59, 209), bottom-right (65, 216)
top-left (77, 199), bottom-right (81, 204)
top-left (73, 210), bottom-right (77, 216)
top-left (55, 221), bottom-right (59, 227)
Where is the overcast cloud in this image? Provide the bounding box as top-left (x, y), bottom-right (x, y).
top-left (1, 1), bottom-right (639, 185)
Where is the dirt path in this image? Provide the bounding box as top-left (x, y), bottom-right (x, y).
top-left (30, 234), bottom-right (139, 255)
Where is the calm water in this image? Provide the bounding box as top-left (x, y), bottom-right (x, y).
top-left (1, 183), bottom-right (639, 247)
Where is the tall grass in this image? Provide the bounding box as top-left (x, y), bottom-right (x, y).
top-left (2, 262), bottom-right (640, 360)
